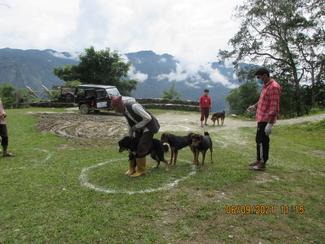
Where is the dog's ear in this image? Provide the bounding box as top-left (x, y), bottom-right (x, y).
top-left (192, 134), bottom-right (200, 140)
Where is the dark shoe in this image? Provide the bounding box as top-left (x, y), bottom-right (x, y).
top-left (252, 162), bottom-right (266, 171)
top-left (3, 152), bottom-right (14, 157)
top-left (249, 160), bottom-right (260, 167)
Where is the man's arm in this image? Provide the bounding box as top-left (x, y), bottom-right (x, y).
top-left (268, 86), bottom-right (281, 123)
top-left (247, 102), bottom-right (258, 112)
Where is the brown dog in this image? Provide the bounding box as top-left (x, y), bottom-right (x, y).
top-left (160, 133), bottom-right (193, 165)
top-left (191, 132), bottom-right (213, 166)
top-left (211, 110), bottom-right (225, 126)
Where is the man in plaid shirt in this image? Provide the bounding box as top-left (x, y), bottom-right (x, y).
top-left (247, 68), bottom-right (281, 171)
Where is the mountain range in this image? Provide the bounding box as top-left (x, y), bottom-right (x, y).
top-left (0, 48), bottom-right (240, 111)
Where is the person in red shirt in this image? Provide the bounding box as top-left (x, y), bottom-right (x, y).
top-left (199, 89), bottom-right (212, 127)
top-left (247, 68), bottom-right (281, 171)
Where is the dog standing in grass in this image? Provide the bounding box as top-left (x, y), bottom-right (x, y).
top-left (160, 133), bottom-right (193, 165)
top-left (191, 132), bottom-right (213, 166)
top-left (211, 110), bottom-right (225, 126)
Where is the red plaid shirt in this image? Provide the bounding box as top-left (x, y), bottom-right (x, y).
top-left (256, 79), bottom-right (281, 123)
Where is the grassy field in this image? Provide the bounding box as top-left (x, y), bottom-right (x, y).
top-left (0, 108), bottom-right (324, 243)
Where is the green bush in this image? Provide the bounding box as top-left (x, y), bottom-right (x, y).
top-left (226, 81), bottom-right (259, 114)
top-left (0, 83), bottom-right (16, 108)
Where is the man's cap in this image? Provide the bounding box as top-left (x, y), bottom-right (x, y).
top-left (204, 89), bottom-right (209, 93)
top-left (111, 95), bottom-right (123, 107)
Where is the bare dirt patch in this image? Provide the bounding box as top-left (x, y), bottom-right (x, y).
top-left (36, 112), bottom-right (128, 142)
top-left (34, 111), bottom-right (325, 143)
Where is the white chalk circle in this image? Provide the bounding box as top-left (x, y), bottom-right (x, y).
top-left (2, 148), bottom-right (53, 171)
top-left (79, 158), bottom-right (196, 195)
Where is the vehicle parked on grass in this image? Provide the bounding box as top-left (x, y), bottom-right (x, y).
top-left (75, 84), bottom-right (135, 114)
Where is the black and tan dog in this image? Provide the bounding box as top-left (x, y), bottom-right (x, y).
top-left (118, 136), bottom-right (169, 169)
top-left (211, 110), bottom-right (225, 126)
top-left (160, 133), bottom-right (193, 165)
top-left (191, 132), bottom-right (213, 166)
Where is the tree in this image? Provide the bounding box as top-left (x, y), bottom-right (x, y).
top-left (162, 82), bottom-right (181, 100)
top-left (0, 84), bottom-right (16, 108)
top-left (295, 0), bottom-right (325, 107)
top-left (226, 88), bottom-right (242, 114)
top-left (54, 47), bottom-right (137, 95)
top-left (220, 0), bottom-right (324, 115)
top-left (226, 81), bottom-right (259, 114)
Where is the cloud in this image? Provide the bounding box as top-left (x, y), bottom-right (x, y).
top-left (0, 3), bottom-right (11, 8)
top-left (157, 63), bottom-right (188, 82)
top-left (47, 50), bottom-right (79, 60)
top-left (0, 0), bottom-right (79, 49)
top-left (185, 81), bottom-right (200, 89)
top-left (0, 0), bottom-right (243, 66)
top-left (128, 66), bottom-right (148, 83)
top-left (159, 58), bottom-right (167, 63)
top-left (200, 65), bottom-right (238, 88)
top-left (156, 58), bottom-right (237, 88)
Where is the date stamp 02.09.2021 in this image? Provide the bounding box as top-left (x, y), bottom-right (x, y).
top-left (224, 204), bottom-right (305, 215)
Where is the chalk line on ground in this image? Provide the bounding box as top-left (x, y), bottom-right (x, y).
top-left (79, 158), bottom-right (196, 195)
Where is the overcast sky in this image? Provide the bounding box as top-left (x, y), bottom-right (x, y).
top-left (0, 0), bottom-right (243, 65)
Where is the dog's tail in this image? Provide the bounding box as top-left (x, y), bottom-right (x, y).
top-left (204, 131), bottom-right (209, 136)
top-left (162, 143), bottom-right (170, 153)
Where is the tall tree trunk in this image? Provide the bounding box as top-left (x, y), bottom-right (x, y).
top-left (310, 69), bottom-right (316, 106)
top-left (292, 68), bottom-right (302, 116)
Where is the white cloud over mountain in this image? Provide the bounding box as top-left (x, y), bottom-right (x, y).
top-left (157, 61), bottom-right (237, 89)
top-left (0, 0), bottom-right (242, 67)
top-left (128, 66), bottom-right (148, 83)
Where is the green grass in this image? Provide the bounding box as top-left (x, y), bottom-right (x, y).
top-left (0, 108), bottom-right (324, 243)
top-left (308, 107), bottom-right (325, 116)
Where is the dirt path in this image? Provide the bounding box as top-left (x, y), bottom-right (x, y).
top-left (157, 112), bottom-right (325, 132)
top-left (33, 110), bottom-right (325, 141)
